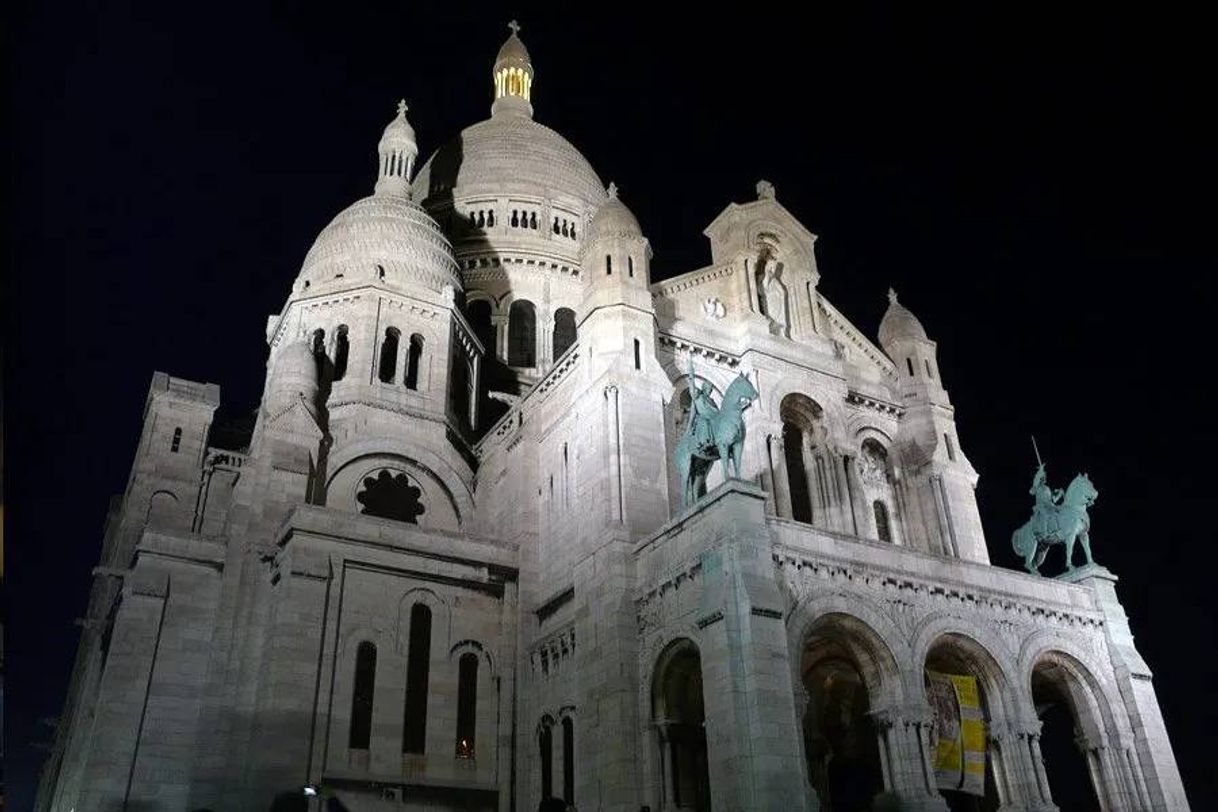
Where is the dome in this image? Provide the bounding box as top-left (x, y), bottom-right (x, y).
top-left (299, 194), bottom-right (461, 293)
top-left (587, 183), bottom-right (643, 240)
top-left (494, 27), bottom-right (532, 73)
top-left (275, 340), bottom-right (317, 381)
top-left (411, 114), bottom-right (607, 212)
top-left (878, 288), bottom-right (929, 348)
top-left (379, 100), bottom-right (417, 152)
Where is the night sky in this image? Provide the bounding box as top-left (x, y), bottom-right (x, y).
top-left (5, 3), bottom-right (1216, 808)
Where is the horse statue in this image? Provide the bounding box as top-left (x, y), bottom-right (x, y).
top-left (1011, 470), bottom-right (1099, 575)
top-left (674, 368), bottom-right (759, 508)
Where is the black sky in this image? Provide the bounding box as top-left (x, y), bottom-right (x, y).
top-left (5, 2), bottom-right (1216, 808)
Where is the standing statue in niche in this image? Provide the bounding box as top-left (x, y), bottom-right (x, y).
top-left (1011, 438), bottom-right (1099, 575)
top-left (758, 255), bottom-right (790, 337)
top-left (674, 360), bottom-right (759, 507)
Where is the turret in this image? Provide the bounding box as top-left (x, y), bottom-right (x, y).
top-left (878, 288), bottom-right (946, 403)
top-left (491, 20), bottom-right (534, 119)
top-left (878, 289), bottom-right (987, 561)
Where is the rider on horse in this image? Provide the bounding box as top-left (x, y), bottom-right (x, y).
top-left (685, 362), bottom-right (717, 452)
top-left (1029, 463), bottom-right (1064, 540)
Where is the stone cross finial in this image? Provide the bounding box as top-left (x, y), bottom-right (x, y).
top-left (756, 179), bottom-right (776, 200)
top-left (887, 287), bottom-right (899, 304)
top-left (508, 20), bottom-right (521, 35)
top-left (396, 99), bottom-right (408, 116)
top-left (607, 181), bottom-right (618, 199)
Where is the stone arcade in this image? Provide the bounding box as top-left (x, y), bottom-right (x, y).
top-left (38, 24), bottom-right (1188, 812)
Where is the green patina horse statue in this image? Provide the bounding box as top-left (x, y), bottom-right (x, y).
top-left (675, 371), bottom-right (759, 508)
top-left (1012, 472), bottom-right (1099, 575)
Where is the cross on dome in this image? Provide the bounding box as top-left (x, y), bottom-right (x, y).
top-left (607, 181), bottom-right (619, 199)
top-left (397, 99), bottom-right (408, 116)
top-left (508, 19), bottom-right (520, 35)
top-left (888, 287), bottom-right (899, 304)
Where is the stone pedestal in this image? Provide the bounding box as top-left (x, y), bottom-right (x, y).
top-left (1061, 565), bottom-right (1190, 812)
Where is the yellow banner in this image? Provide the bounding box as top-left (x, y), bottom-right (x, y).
top-left (926, 670), bottom-right (986, 797)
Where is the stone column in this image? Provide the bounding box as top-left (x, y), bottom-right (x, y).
top-left (492, 313), bottom-right (509, 364)
top-left (842, 454), bottom-right (866, 537)
top-left (767, 433), bottom-right (792, 519)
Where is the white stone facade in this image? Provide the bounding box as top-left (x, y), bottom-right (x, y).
top-left (38, 26), bottom-right (1188, 812)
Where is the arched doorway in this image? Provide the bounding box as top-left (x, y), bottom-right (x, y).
top-left (652, 639), bottom-right (711, 811)
top-left (1031, 654), bottom-right (1108, 811)
top-left (924, 635), bottom-right (1007, 812)
top-left (801, 614), bottom-right (893, 812)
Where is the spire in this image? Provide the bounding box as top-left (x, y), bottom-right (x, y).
top-left (878, 286), bottom-right (929, 350)
top-left (491, 20), bottom-right (534, 118)
top-left (376, 100), bottom-right (418, 197)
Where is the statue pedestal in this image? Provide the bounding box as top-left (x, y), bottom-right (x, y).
top-left (1054, 562), bottom-right (1114, 583)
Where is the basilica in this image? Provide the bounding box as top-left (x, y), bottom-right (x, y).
top-left (37, 24), bottom-right (1188, 812)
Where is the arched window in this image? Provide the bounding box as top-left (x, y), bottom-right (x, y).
top-left (333, 325), bottom-right (349, 381)
top-left (402, 604), bottom-right (432, 754)
top-left (562, 716), bottom-right (575, 802)
top-left (873, 500), bottom-right (892, 542)
top-left (906, 357), bottom-right (915, 376)
top-left (628, 256), bottom-right (634, 277)
top-left (379, 327), bottom-right (401, 383)
top-left (539, 719), bottom-right (554, 799)
top-left (312, 328), bottom-right (326, 357)
top-left (552, 308), bottom-right (577, 359)
top-left (783, 424), bottom-right (812, 524)
top-left (508, 300), bottom-right (536, 367)
top-left (405, 334), bottom-right (424, 390)
top-left (455, 653), bottom-right (479, 758)
top-left (171, 427), bottom-right (182, 453)
top-left (633, 338), bottom-right (641, 370)
top-left (606, 254), bottom-right (612, 275)
top-left (925, 358), bottom-right (935, 379)
top-left (349, 641), bottom-right (377, 750)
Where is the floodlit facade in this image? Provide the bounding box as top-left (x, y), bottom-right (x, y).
top-left (38, 25), bottom-right (1188, 812)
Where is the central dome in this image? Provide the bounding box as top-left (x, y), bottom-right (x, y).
top-left (411, 114), bottom-right (607, 212)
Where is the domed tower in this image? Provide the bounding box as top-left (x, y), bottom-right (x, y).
top-left (878, 288), bottom-right (945, 401)
top-left (249, 103), bottom-right (482, 534)
top-left (877, 289), bottom-right (986, 562)
top-left (411, 22), bottom-right (608, 422)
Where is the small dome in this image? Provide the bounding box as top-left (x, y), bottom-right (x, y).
top-left (379, 100), bottom-right (417, 152)
top-left (494, 22), bottom-right (532, 73)
top-left (299, 195), bottom-right (461, 294)
top-left (587, 183), bottom-right (643, 240)
top-left (878, 288), bottom-right (929, 349)
top-left (275, 340), bottom-right (317, 381)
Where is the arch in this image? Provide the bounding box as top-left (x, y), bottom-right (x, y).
top-left (455, 652), bottom-right (479, 758)
top-left (780, 393), bottom-right (828, 525)
top-left (405, 333), bottom-right (424, 390)
top-left (651, 638), bottom-right (710, 811)
top-left (914, 622), bottom-right (1017, 723)
top-left (552, 307), bottom-right (577, 359)
top-left (326, 445), bottom-right (474, 530)
top-left (467, 299), bottom-right (495, 359)
top-left (333, 325), bottom-right (350, 381)
top-left (538, 714), bottom-right (556, 801)
top-left (378, 327), bottom-right (401, 383)
top-left (402, 602), bottom-right (433, 754)
top-left (508, 299), bottom-right (537, 367)
top-left (561, 714), bottom-right (575, 803)
top-left (919, 627), bottom-right (1016, 811)
top-left (349, 641), bottom-right (377, 750)
top-left (870, 502), bottom-right (890, 543)
top-left (146, 489), bottom-right (181, 529)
